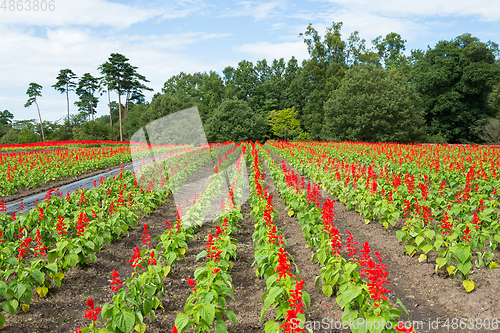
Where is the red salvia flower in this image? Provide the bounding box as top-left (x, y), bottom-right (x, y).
top-left (186, 277), bottom-right (196, 292)
top-left (110, 270), bottom-right (123, 292)
top-left (38, 207), bottom-right (45, 221)
top-left (34, 229), bottom-right (47, 256)
top-left (345, 230), bottom-right (358, 258)
top-left (395, 322), bottom-right (416, 332)
top-left (56, 216), bottom-right (67, 235)
top-left (147, 250), bottom-right (157, 266)
top-left (19, 201), bottom-right (24, 210)
top-left (141, 224), bottom-right (151, 247)
top-left (441, 211), bottom-right (453, 235)
top-left (17, 236), bottom-right (32, 260)
top-left (75, 212), bottom-right (89, 237)
top-left (462, 227), bottom-right (471, 243)
top-left (172, 326), bottom-right (178, 333)
top-left (0, 199), bottom-right (6, 212)
top-left (126, 247), bottom-right (144, 270)
top-left (84, 298), bottom-right (101, 321)
top-left (273, 247), bottom-right (295, 281)
top-left (212, 268), bottom-right (221, 274)
top-left (471, 212), bottom-right (481, 231)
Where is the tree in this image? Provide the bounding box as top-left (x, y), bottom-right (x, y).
top-left (268, 107), bottom-right (302, 140)
top-left (479, 118), bottom-right (500, 144)
top-left (24, 83), bottom-right (45, 141)
top-left (98, 53), bottom-right (150, 141)
top-left (372, 32), bottom-right (408, 71)
top-left (322, 64), bottom-right (427, 143)
top-left (411, 34), bottom-right (500, 143)
top-left (298, 22), bottom-right (347, 139)
top-left (205, 98), bottom-right (268, 143)
top-left (0, 110), bottom-right (13, 125)
top-left (75, 73), bottom-right (101, 121)
top-left (52, 69), bottom-right (77, 128)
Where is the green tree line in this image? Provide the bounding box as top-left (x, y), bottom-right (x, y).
top-left (2, 23), bottom-right (500, 145)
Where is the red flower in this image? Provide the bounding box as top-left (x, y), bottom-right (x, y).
top-left (441, 211), bottom-right (453, 235)
top-left (75, 328), bottom-right (82, 333)
top-left (75, 212), bottom-right (90, 237)
top-left (17, 237), bottom-right (32, 260)
top-left (212, 268), bottom-right (221, 274)
top-left (186, 278), bottom-right (196, 291)
top-left (147, 250), bottom-right (157, 266)
top-left (56, 216), bottom-right (67, 235)
top-left (126, 247), bottom-right (144, 270)
top-left (273, 247), bottom-right (295, 281)
top-left (84, 298), bottom-right (101, 321)
top-left (345, 230), bottom-right (358, 258)
top-left (0, 229), bottom-right (5, 243)
top-left (395, 322), bottom-right (415, 332)
top-left (141, 224), bottom-right (151, 247)
top-left (172, 326), bottom-right (178, 333)
top-left (34, 229), bottom-right (47, 256)
top-left (110, 270), bottom-right (123, 292)
top-left (462, 227), bottom-right (471, 243)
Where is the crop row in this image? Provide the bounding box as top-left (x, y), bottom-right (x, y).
top-left (267, 141), bottom-right (500, 292)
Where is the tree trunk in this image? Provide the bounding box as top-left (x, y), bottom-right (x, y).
top-left (35, 98), bottom-right (45, 141)
top-left (125, 91), bottom-right (130, 121)
top-left (118, 89), bottom-right (123, 141)
top-left (108, 88), bottom-right (112, 127)
top-left (66, 88), bottom-right (70, 130)
top-left (90, 92), bottom-right (94, 121)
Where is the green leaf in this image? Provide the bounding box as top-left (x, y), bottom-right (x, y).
top-left (489, 262), bottom-right (498, 269)
top-left (265, 321), bottom-right (281, 333)
top-left (215, 320), bottom-right (228, 333)
top-left (65, 253), bottom-right (79, 267)
top-left (143, 299), bottom-right (153, 316)
top-left (264, 287), bottom-right (282, 308)
top-left (396, 297), bottom-right (410, 320)
top-left (2, 301), bottom-right (14, 315)
top-left (30, 269), bottom-right (45, 285)
top-left (223, 308), bottom-right (236, 326)
top-left (114, 308), bottom-right (135, 333)
top-left (436, 257), bottom-right (447, 268)
top-left (336, 285), bottom-right (361, 309)
top-left (455, 246), bottom-right (471, 263)
top-left (457, 261), bottom-right (472, 276)
top-left (421, 243), bottom-right (433, 254)
top-left (322, 284), bottom-right (333, 297)
top-left (200, 303), bottom-right (215, 324)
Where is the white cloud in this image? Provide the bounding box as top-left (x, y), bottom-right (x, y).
top-left (0, 0), bottom-right (209, 29)
top-left (233, 41), bottom-right (310, 63)
top-left (313, 0), bottom-right (500, 22)
top-left (218, 1), bottom-right (286, 21)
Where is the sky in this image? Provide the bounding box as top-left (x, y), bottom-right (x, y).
top-left (1, 0), bottom-right (500, 123)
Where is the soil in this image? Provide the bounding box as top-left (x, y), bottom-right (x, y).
top-left (2, 150), bottom-right (500, 332)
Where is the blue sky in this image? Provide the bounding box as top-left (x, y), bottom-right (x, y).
top-left (1, 0), bottom-right (499, 123)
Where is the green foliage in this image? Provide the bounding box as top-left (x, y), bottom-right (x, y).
top-left (73, 121), bottom-right (112, 141)
top-left (322, 64), bottom-right (427, 143)
top-left (268, 107), bottom-right (302, 140)
top-left (411, 34), bottom-right (500, 143)
top-left (426, 132), bottom-right (448, 144)
top-left (75, 73), bottom-right (101, 120)
top-left (24, 83), bottom-right (42, 108)
top-left (205, 98), bottom-right (268, 143)
top-left (479, 118), bottom-right (500, 144)
top-left (0, 110), bottom-right (13, 125)
top-left (372, 32), bottom-right (409, 71)
top-left (0, 127), bottom-right (19, 145)
top-left (17, 124), bottom-right (41, 144)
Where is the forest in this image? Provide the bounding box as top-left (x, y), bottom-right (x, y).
top-left (1, 22), bottom-right (500, 145)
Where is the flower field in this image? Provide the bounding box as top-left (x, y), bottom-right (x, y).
top-left (0, 140), bottom-right (499, 332)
